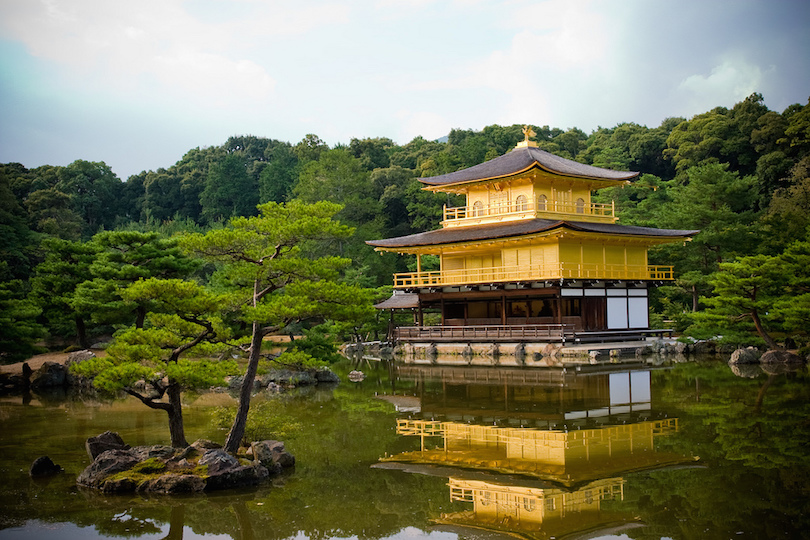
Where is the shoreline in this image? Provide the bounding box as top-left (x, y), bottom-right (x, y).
top-left (0, 350), bottom-right (107, 376)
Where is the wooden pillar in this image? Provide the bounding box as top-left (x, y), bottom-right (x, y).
top-left (555, 289), bottom-right (562, 324)
top-left (440, 296), bottom-right (445, 326)
top-left (602, 244), bottom-right (606, 275)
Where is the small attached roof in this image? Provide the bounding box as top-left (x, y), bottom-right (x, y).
top-left (420, 145), bottom-right (639, 189)
top-left (374, 292), bottom-right (420, 309)
top-left (367, 219), bottom-right (699, 250)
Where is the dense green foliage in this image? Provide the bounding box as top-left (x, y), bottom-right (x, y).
top-left (68, 201), bottom-right (376, 447)
top-left (71, 277), bottom-right (238, 446)
top-left (179, 199), bottom-right (377, 451)
top-left (2, 93), bottom-right (810, 361)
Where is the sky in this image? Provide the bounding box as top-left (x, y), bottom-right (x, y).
top-left (1, 0), bottom-right (808, 180)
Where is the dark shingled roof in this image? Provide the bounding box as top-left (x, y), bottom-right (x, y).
top-left (367, 219), bottom-right (699, 249)
top-left (374, 292), bottom-right (420, 309)
top-left (420, 145), bottom-right (639, 187)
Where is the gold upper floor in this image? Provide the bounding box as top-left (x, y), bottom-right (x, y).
top-left (391, 230), bottom-right (679, 288)
top-left (438, 169), bottom-right (620, 228)
top-left (442, 197), bottom-right (616, 227)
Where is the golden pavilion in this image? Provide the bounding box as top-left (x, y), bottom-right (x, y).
top-left (368, 127), bottom-right (698, 343)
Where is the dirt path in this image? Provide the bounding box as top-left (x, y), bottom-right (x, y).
top-left (0, 350), bottom-right (105, 376)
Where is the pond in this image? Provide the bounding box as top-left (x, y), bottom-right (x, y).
top-left (0, 356), bottom-right (808, 540)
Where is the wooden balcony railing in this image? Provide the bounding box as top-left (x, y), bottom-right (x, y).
top-left (396, 418), bottom-right (678, 441)
top-left (442, 199), bottom-right (615, 223)
top-left (395, 324), bottom-right (570, 342)
top-left (393, 263), bottom-right (674, 288)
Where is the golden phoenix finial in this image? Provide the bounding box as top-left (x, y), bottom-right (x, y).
top-left (522, 125), bottom-right (536, 143)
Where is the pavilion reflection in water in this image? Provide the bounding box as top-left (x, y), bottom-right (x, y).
top-left (377, 363), bottom-right (697, 539)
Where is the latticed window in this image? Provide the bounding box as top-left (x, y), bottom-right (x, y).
top-left (490, 191), bottom-right (508, 213)
top-left (576, 197), bottom-right (586, 214)
top-left (472, 200), bottom-right (484, 216)
top-left (538, 194), bottom-right (547, 211)
top-left (515, 194), bottom-right (528, 211)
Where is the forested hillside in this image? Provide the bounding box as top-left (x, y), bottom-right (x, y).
top-left (2, 92), bottom-right (809, 360)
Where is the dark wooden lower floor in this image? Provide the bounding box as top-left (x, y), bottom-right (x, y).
top-left (407, 284), bottom-right (649, 331)
top-left (393, 325), bottom-right (673, 344)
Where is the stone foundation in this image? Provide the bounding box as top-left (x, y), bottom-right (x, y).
top-left (384, 337), bottom-right (690, 366)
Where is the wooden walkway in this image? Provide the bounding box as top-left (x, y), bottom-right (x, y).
top-left (395, 324), bottom-right (568, 342)
top-left (393, 325), bottom-right (672, 344)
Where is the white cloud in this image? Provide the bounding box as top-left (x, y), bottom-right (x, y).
top-left (399, 0), bottom-right (623, 129)
top-left (677, 57), bottom-right (764, 111)
top-left (0, 0), bottom-right (298, 105)
top-left (374, 0), bottom-right (437, 10)
top-left (502, 0), bottom-right (611, 69)
top-left (223, 1), bottom-right (351, 38)
top-left (153, 51), bottom-right (275, 105)
top-left (372, 0), bottom-right (486, 14)
top-left (396, 109), bottom-right (454, 143)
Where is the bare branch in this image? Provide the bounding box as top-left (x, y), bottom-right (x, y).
top-left (123, 388), bottom-right (171, 412)
top-left (169, 318), bottom-right (216, 362)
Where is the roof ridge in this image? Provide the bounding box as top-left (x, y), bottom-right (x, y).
top-left (419, 146), bottom-right (638, 187)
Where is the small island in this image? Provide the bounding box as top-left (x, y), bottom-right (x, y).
top-left (77, 431), bottom-right (294, 494)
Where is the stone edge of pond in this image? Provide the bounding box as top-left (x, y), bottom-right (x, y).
top-left (0, 349), bottom-right (341, 395)
top-left (71, 431), bottom-right (295, 494)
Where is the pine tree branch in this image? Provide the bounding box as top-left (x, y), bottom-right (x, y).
top-left (123, 388), bottom-right (171, 412)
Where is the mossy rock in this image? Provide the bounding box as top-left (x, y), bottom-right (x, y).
top-left (105, 458), bottom-right (168, 489)
top-left (131, 458), bottom-right (167, 474)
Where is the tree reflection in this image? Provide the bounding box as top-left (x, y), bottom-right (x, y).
top-left (231, 502), bottom-right (254, 540)
top-left (622, 361), bottom-right (810, 538)
top-left (161, 506), bottom-right (184, 540)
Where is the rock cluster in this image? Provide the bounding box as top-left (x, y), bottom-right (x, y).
top-left (728, 347), bottom-right (804, 366)
top-left (728, 347), bottom-right (762, 365)
top-left (2, 353), bottom-right (340, 396)
top-left (221, 367), bottom-right (340, 393)
top-left (76, 432), bottom-right (295, 494)
top-left (760, 349), bottom-right (804, 364)
top-left (29, 456), bottom-right (62, 478)
top-left (0, 350), bottom-right (97, 393)
top-left (343, 342), bottom-right (393, 359)
top-left (727, 347), bottom-right (805, 376)
top-left (86, 430), bottom-right (130, 459)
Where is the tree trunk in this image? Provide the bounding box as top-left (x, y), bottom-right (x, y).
top-left (167, 383), bottom-right (188, 448)
top-left (751, 309), bottom-right (780, 350)
top-left (135, 305), bottom-right (147, 329)
top-left (76, 315), bottom-right (90, 349)
top-left (223, 321), bottom-right (263, 453)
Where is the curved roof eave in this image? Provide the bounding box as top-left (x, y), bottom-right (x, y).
top-left (419, 146), bottom-right (639, 188)
top-left (366, 219), bottom-right (700, 250)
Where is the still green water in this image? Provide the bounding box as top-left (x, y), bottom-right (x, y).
top-left (0, 357), bottom-right (808, 540)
